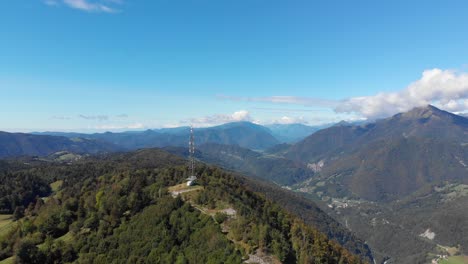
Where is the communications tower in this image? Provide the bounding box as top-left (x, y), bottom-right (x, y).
top-left (186, 126), bottom-right (197, 186)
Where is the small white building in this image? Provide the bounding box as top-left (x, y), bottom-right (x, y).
top-left (186, 175), bottom-right (197, 186)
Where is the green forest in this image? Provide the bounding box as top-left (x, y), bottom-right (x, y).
top-left (0, 149), bottom-right (365, 263)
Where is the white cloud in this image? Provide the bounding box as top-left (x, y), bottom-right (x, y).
top-left (44, 0), bottom-right (121, 13)
top-left (94, 122), bottom-right (145, 130)
top-left (273, 116), bottom-right (307, 125)
top-left (78, 114), bottom-right (109, 121)
top-left (231, 110), bottom-right (251, 121)
top-left (335, 68), bottom-right (468, 119)
top-left (50, 115), bottom-right (72, 120)
top-left (181, 110), bottom-right (253, 127)
top-left (127, 122), bottom-right (145, 129)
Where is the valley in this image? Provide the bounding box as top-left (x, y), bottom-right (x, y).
top-left (163, 105), bottom-right (468, 264)
top-left (0, 105), bottom-right (466, 264)
top-left (4, 2), bottom-right (468, 263)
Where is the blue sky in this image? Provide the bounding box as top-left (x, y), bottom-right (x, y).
top-left (1, 0), bottom-right (468, 132)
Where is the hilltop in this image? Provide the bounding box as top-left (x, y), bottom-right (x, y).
top-left (0, 149), bottom-right (370, 263)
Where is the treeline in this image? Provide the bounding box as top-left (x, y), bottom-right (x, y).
top-left (196, 166), bottom-right (363, 263)
top-left (0, 149), bottom-right (365, 263)
top-left (0, 170), bottom-right (51, 214)
top-left (239, 176), bottom-right (373, 261)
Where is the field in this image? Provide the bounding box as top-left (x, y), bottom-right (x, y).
top-left (38, 231), bottom-right (74, 250)
top-left (439, 256), bottom-right (468, 264)
top-left (0, 215), bottom-right (15, 237)
top-left (0, 256), bottom-right (14, 264)
top-left (50, 180), bottom-right (64, 192)
top-left (55, 231), bottom-right (74, 243)
top-left (0, 215), bottom-right (16, 264)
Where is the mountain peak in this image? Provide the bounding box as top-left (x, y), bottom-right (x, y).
top-left (333, 120), bottom-right (351, 127)
top-left (400, 104), bottom-right (449, 119)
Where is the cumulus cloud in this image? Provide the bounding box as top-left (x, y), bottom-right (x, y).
top-left (231, 110), bottom-right (251, 121)
top-left (272, 116), bottom-right (307, 125)
top-left (44, 0), bottom-right (121, 13)
top-left (182, 110), bottom-right (253, 127)
top-left (335, 68), bottom-right (468, 119)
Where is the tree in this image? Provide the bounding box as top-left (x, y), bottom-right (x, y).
top-left (16, 240), bottom-right (45, 264)
top-left (13, 206), bottom-right (25, 220)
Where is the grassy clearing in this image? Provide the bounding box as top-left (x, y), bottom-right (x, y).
top-left (168, 183), bottom-right (204, 200)
top-left (38, 231), bottom-right (74, 250)
top-left (179, 188), bottom-right (203, 200)
top-left (439, 256), bottom-right (468, 264)
top-left (50, 180), bottom-right (64, 192)
top-left (0, 215), bottom-right (16, 238)
top-left (0, 215), bottom-right (13, 225)
top-left (0, 215), bottom-right (17, 263)
top-left (168, 183), bottom-right (202, 192)
top-left (0, 256), bottom-right (14, 264)
top-left (437, 244), bottom-right (460, 256)
top-left (56, 231), bottom-right (74, 243)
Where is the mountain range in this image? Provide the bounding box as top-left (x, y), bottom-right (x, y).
top-left (163, 143), bottom-right (313, 186)
top-left (281, 105), bottom-right (468, 202)
top-left (0, 132), bottom-right (119, 159)
top-left (167, 105), bottom-right (467, 263)
top-left (35, 122), bottom-right (281, 151)
top-left (272, 105), bottom-right (468, 263)
top-left (1, 105), bottom-right (466, 264)
top-left (0, 122), bottom-right (324, 159)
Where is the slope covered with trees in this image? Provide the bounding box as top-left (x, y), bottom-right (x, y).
top-left (0, 149), bottom-right (366, 263)
top-left (36, 121), bottom-right (280, 151)
top-left (0, 132), bottom-right (119, 158)
top-left (274, 106), bottom-right (468, 263)
top-left (164, 143), bottom-right (314, 186)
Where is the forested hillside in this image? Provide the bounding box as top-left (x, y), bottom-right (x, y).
top-left (277, 106), bottom-right (468, 263)
top-left (164, 143), bottom-right (314, 186)
top-left (35, 121), bottom-right (280, 151)
top-left (0, 132), bottom-right (118, 158)
top-left (0, 149), bottom-right (366, 264)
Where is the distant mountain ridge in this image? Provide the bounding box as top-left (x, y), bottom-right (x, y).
top-left (283, 105), bottom-right (468, 201)
top-left (0, 132), bottom-right (118, 158)
top-left (2, 122), bottom-right (328, 159)
top-left (163, 143), bottom-right (314, 186)
top-left (31, 122), bottom-right (330, 154)
top-left (276, 105), bottom-right (468, 263)
top-left (33, 122), bottom-right (280, 151)
top-left (266, 123), bottom-right (327, 143)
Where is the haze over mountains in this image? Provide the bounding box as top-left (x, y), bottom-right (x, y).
top-left (282, 105), bottom-right (468, 201)
top-left (1, 122), bottom-right (324, 159)
top-left (271, 105), bottom-right (468, 263)
top-left (0, 132), bottom-right (118, 158)
top-left (1, 105), bottom-right (467, 264)
top-left (161, 105), bottom-right (468, 263)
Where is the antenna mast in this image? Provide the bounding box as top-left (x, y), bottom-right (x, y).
top-left (189, 126), bottom-right (195, 176)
